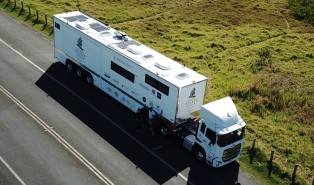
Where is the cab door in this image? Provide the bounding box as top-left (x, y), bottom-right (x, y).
top-left (196, 121), bottom-right (217, 162)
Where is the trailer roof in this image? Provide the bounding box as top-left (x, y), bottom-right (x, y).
top-left (54, 11), bottom-right (207, 87)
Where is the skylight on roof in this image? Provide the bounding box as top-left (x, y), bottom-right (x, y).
top-left (142, 54), bottom-right (154, 61)
top-left (176, 73), bottom-right (190, 80)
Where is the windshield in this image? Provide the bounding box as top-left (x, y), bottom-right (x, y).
top-left (217, 127), bottom-right (245, 147)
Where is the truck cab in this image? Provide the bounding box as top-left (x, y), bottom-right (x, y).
top-left (183, 97), bottom-right (246, 167)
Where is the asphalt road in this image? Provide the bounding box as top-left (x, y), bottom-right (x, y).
top-left (0, 8), bottom-right (262, 185)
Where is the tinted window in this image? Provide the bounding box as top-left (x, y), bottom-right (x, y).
top-left (200, 123), bottom-right (206, 134)
top-left (111, 62), bottom-right (134, 83)
top-left (205, 128), bottom-right (216, 143)
top-left (217, 127), bottom-right (245, 147)
top-left (145, 74), bottom-right (169, 95)
top-left (55, 22), bottom-right (60, 29)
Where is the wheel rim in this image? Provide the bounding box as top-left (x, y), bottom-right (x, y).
top-left (160, 126), bottom-right (168, 136)
top-left (196, 150), bottom-right (205, 162)
top-left (87, 75), bottom-right (93, 84)
top-left (67, 62), bottom-right (73, 71)
top-left (77, 69), bottom-right (83, 77)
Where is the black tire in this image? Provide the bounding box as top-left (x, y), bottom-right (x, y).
top-left (76, 68), bottom-right (84, 78)
top-left (66, 61), bottom-right (75, 71)
top-left (86, 73), bottom-right (93, 85)
top-left (195, 147), bottom-right (206, 163)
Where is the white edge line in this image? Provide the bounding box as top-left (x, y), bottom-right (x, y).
top-left (0, 85), bottom-right (113, 185)
top-left (0, 155), bottom-right (27, 185)
top-left (0, 39), bottom-right (113, 185)
top-left (0, 38), bottom-right (192, 184)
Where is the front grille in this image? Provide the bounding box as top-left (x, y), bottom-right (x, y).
top-left (222, 144), bottom-right (241, 162)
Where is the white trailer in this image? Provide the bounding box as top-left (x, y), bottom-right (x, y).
top-left (53, 11), bottom-right (246, 167)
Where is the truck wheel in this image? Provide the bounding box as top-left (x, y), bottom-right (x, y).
top-left (195, 148), bottom-right (205, 163)
top-left (76, 68), bottom-right (84, 78)
top-left (67, 61), bottom-right (74, 71)
top-left (86, 74), bottom-right (93, 85)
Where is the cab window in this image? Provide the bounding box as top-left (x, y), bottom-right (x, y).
top-left (205, 128), bottom-right (216, 143)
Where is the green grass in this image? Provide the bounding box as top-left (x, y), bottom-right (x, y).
top-left (1, 0), bottom-right (313, 184)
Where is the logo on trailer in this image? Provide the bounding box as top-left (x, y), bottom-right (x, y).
top-left (75, 37), bottom-right (85, 60)
top-left (189, 88), bottom-right (196, 98)
top-left (77, 37), bottom-right (83, 50)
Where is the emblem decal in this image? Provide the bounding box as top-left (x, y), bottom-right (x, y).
top-left (77, 37), bottom-right (83, 50)
top-left (189, 88), bottom-right (196, 98)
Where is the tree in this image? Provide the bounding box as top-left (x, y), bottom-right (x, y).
top-left (288, 0), bottom-right (314, 25)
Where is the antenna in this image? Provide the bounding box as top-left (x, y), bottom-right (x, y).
top-left (76, 0), bottom-right (81, 11)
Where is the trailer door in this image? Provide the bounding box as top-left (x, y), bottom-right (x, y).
top-left (53, 17), bottom-right (63, 51)
top-left (176, 80), bottom-right (207, 118)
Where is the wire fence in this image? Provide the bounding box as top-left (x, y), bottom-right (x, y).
top-left (2, 0), bottom-right (54, 35)
top-left (247, 138), bottom-right (313, 185)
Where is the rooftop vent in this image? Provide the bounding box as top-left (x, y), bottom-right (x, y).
top-left (141, 54), bottom-right (154, 61)
top-left (154, 61), bottom-right (171, 70)
top-left (99, 31), bottom-right (111, 37)
top-left (176, 73), bottom-right (190, 80)
top-left (75, 22), bottom-right (90, 30)
top-left (127, 45), bottom-right (143, 55)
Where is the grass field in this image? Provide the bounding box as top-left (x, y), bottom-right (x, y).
top-left (1, 0), bottom-right (313, 184)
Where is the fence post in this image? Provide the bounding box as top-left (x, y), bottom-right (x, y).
top-left (18, 1), bottom-right (24, 16)
top-left (76, 0), bottom-right (80, 10)
top-left (12, 0), bottom-right (16, 10)
top-left (35, 9), bottom-right (39, 23)
top-left (27, 5), bottom-right (31, 19)
top-left (291, 164), bottom-right (298, 185)
top-left (5, 0), bottom-right (10, 8)
top-left (49, 19), bottom-right (54, 36)
top-left (268, 151), bottom-right (275, 177)
top-left (42, 15), bottom-right (47, 30)
top-left (250, 138), bottom-right (256, 164)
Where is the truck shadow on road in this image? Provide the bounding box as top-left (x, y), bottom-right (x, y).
top-left (36, 62), bottom-right (241, 185)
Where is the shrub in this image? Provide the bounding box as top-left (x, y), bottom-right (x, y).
top-left (288, 0), bottom-right (314, 25)
top-left (251, 47), bottom-right (272, 73)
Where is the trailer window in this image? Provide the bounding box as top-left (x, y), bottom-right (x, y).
top-left (111, 62), bottom-right (134, 83)
top-left (55, 22), bottom-right (60, 29)
top-left (145, 74), bottom-right (169, 96)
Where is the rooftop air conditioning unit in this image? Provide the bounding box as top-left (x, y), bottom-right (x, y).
top-left (127, 45), bottom-right (143, 55)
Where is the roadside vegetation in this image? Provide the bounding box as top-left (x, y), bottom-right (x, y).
top-left (288, 0), bottom-right (314, 25)
top-left (1, 0), bottom-right (313, 184)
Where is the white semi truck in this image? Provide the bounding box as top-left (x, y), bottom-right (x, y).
top-left (53, 11), bottom-right (246, 167)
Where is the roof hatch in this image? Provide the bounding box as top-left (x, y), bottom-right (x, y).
top-left (176, 73), bottom-right (190, 80)
top-left (141, 54), bottom-right (154, 61)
